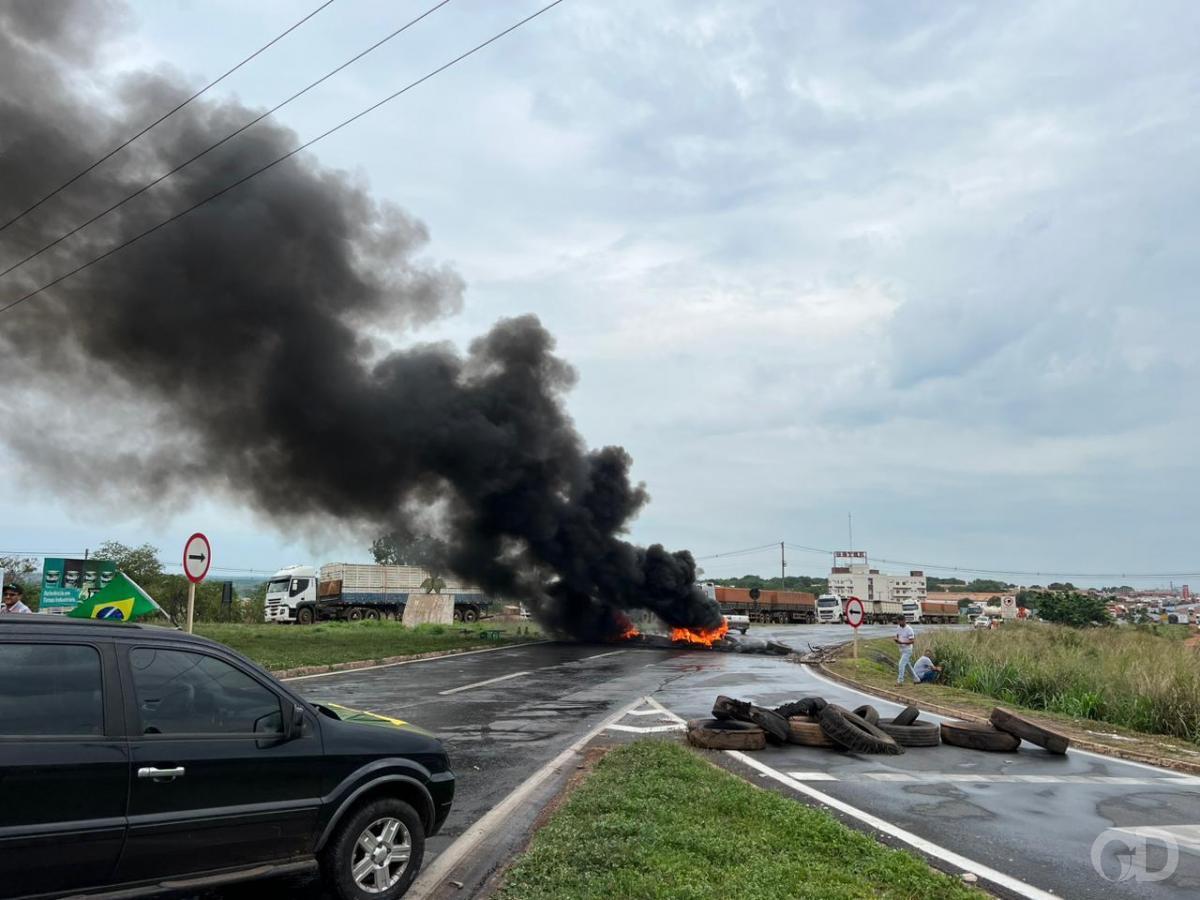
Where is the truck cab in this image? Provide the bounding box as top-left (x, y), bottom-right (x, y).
top-left (816, 594), bottom-right (841, 623)
top-left (902, 601), bottom-right (921, 623)
top-left (264, 565), bottom-right (318, 623)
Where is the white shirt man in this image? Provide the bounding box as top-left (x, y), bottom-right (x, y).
top-left (894, 618), bottom-right (916, 684)
top-left (1, 584), bottom-right (32, 614)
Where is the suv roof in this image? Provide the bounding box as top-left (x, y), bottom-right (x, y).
top-left (0, 615), bottom-right (219, 649)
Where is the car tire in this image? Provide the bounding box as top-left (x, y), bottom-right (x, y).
top-left (892, 705), bottom-right (921, 727)
top-left (989, 708), bottom-right (1069, 754)
top-left (686, 718), bottom-right (767, 751)
top-left (297, 607), bottom-right (315, 626)
top-left (852, 704), bottom-right (880, 725)
top-left (321, 797), bottom-right (424, 900)
top-left (818, 704), bottom-right (904, 755)
top-left (940, 720), bottom-right (1021, 752)
top-left (773, 697), bottom-right (828, 718)
top-left (787, 715), bottom-right (837, 747)
top-left (878, 718), bottom-right (941, 747)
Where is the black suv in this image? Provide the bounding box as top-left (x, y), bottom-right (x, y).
top-left (0, 616), bottom-right (454, 900)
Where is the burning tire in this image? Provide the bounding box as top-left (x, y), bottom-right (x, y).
top-left (787, 715), bottom-right (836, 747)
top-left (892, 705), bottom-right (921, 727)
top-left (940, 720), bottom-right (1021, 752)
top-left (773, 697), bottom-right (828, 718)
top-left (990, 708), bottom-right (1069, 754)
top-left (818, 704), bottom-right (904, 755)
top-left (878, 718), bottom-right (941, 747)
top-left (686, 718), bottom-right (766, 751)
top-left (852, 704), bottom-right (880, 725)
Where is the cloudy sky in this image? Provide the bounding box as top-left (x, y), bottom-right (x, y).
top-left (2, 0), bottom-right (1197, 586)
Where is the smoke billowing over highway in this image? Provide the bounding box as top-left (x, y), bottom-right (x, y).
top-left (0, 0), bottom-right (720, 639)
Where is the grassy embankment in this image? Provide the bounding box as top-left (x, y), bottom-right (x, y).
top-left (196, 619), bottom-right (541, 671)
top-left (497, 741), bottom-right (976, 900)
top-left (831, 622), bottom-right (1200, 752)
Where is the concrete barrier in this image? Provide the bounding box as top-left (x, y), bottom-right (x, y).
top-left (402, 593), bottom-right (454, 626)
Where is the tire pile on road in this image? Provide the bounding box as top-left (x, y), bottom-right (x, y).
top-left (687, 697), bottom-right (1071, 757)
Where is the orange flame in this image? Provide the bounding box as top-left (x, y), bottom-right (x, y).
top-left (670, 620), bottom-right (730, 647)
top-left (618, 624), bottom-right (640, 640)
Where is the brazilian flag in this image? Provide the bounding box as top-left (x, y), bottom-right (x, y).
top-left (68, 572), bottom-right (163, 622)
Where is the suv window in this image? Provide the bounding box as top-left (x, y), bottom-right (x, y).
top-left (129, 648), bottom-right (282, 736)
top-left (0, 643), bottom-right (103, 736)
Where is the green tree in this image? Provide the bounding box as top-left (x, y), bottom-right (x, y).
top-left (95, 541), bottom-right (164, 583)
top-left (957, 598), bottom-right (973, 610)
top-left (370, 532), bottom-right (444, 573)
top-left (965, 579), bottom-right (1015, 593)
top-left (1030, 591), bottom-right (1112, 627)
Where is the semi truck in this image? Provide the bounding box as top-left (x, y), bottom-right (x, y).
top-left (264, 563), bottom-right (493, 625)
top-left (903, 599), bottom-right (960, 624)
top-left (816, 594), bottom-right (842, 623)
top-left (701, 583), bottom-right (818, 624)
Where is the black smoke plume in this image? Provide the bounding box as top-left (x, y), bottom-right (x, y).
top-left (0, 0), bottom-right (720, 639)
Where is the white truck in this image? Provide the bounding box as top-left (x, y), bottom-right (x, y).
top-left (901, 600), bottom-right (922, 623)
top-left (264, 563), bottom-right (492, 625)
top-left (815, 594), bottom-right (842, 624)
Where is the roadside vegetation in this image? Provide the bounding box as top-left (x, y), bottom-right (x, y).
top-left (497, 740), bottom-right (977, 900)
top-left (195, 619), bottom-right (541, 671)
top-left (840, 623), bottom-right (1200, 744)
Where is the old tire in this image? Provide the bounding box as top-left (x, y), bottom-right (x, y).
top-left (878, 718), bottom-right (941, 747)
top-left (297, 606), bottom-right (315, 626)
top-left (852, 704), bottom-right (880, 725)
top-left (941, 720), bottom-right (1021, 752)
top-left (774, 697), bottom-right (828, 718)
top-left (819, 704), bottom-right (904, 755)
top-left (687, 718), bottom-right (766, 751)
top-left (990, 708), bottom-right (1070, 754)
top-left (712, 695), bottom-right (752, 721)
top-left (787, 715), bottom-right (837, 747)
top-left (320, 796), bottom-right (424, 900)
top-left (892, 705), bottom-right (921, 727)
top-left (748, 706), bottom-right (790, 744)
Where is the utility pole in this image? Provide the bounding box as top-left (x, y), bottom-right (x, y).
top-left (780, 541), bottom-right (786, 589)
top-left (848, 513), bottom-right (853, 550)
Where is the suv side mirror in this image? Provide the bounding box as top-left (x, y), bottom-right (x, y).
top-left (284, 703), bottom-right (305, 742)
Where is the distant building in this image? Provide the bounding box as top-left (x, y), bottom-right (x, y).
top-left (827, 551), bottom-right (927, 612)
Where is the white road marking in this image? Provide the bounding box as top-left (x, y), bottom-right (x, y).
top-left (628, 708), bottom-right (671, 716)
top-left (407, 695), bottom-right (661, 897)
top-left (580, 649), bottom-right (627, 661)
top-left (605, 723), bottom-right (687, 733)
top-left (438, 670), bottom-right (531, 695)
top-left (1116, 825), bottom-right (1200, 855)
top-left (282, 640), bottom-right (551, 682)
top-left (730, 751), bottom-right (1058, 900)
top-left (789, 772), bottom-right (1200, 786)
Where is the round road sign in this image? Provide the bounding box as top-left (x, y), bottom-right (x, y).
top-left (183, 533), bottom-right (211, 584)
top-left (1002, 596), bottom-right (1015, 607)
top-left (844, 596), bottom-right (865, 629)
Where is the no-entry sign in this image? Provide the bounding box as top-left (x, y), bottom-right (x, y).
top-left (844, 596), bottom-right (865, 629)
top-left (183, 533), bottom-right (211, 583)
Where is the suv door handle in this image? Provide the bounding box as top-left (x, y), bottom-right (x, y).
top-left (138, 766), bottom-right (185, 780)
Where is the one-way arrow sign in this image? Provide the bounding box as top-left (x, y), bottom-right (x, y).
top-left (183, 533), bottom-right (212, 584)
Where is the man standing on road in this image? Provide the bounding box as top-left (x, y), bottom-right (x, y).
top-left (1, 583), bottom-right (32, 614)
top-left (894, 616), bottom-right (916, 684)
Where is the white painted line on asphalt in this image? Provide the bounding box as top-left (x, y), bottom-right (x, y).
top-left (628, 708), bottom-right (671, 716)
top-left (643, 695), bottom-right (687, 723)
top-left (282, 641), bottom-right (552, 682)
top-left (407, 694), bottom-right (655, 897)
top-left (438, 670), bottom-right (531, 695)
top-left (580, 649), bottom-right (627, 661)
top-left (606, 723), bottom-right (687, 734)
top-left (1116, 825), bottom-right (1200, 855)
top-left (801, 665), bottom-right (1189, 779)
top-left (787, 771), bottom-right (838, 781)
top-left (792, 772), bottom-right (1200, 786)
top-left (729, 751), bottom-right (1058, 900)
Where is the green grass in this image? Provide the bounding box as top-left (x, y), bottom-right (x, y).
top-left (193, 619), bottom-right (541, 670)
top-left (496, 741), bottom-right (978, 900)
top-left (843, 623), bottom-right (1200, 744)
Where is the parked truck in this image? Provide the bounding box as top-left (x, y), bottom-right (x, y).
top-left (264, 563), bottom-right (493, 625)
top-left (701, 583), bottom-right (818, 624)
top-left (918, 599), bottom-right (960, 624)
top-left (815, 594), bottom-right (842, 623)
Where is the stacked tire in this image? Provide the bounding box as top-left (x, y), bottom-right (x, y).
top-left (876, 706), bottom-right (941, 748)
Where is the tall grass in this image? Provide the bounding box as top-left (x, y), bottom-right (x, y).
top-left (922, 623), bottom-right (1200, 743)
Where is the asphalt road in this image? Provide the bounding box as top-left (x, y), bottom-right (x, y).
top-left (207, 623), bottom-right (1199, 898)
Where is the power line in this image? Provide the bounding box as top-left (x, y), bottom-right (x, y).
top-left (0, 0), bottom-right (337, 235)
top-left (693, 542), bottom-right (778, 561)
top-left (0, 0), bottom-right (566, 316)
top-left (0, 0), bottom-right (452, 283)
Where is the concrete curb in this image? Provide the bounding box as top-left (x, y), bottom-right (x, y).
top-left (815, 662), bottom-right (1200, 776)
top-left (271, 639), bottom-right (544, 679)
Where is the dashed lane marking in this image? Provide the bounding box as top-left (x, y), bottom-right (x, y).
top-left (438, 670), bottom-right (531, 695)
top-left (606, 723), bottom-right (687, 733)
top-left (580, 649), bottom-right (627, 661)
top-left (788, 771), bottom-right (1200, 786)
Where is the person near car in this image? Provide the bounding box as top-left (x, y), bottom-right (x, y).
top-left (912, 654), bottom-right (942, 684)
top-left (1, 582), bottom-right (32, 613)
top-left (894, 616), bottom-right (916, 684)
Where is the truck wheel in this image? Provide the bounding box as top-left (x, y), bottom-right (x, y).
top-left (321, 797), bottom-right (424, 900)
top-left (686, 718), bottom-right (766, 751)
top-left (463, 608), bottom-right (480, 623)
top-left (364, 609), bottom-right (381, 621)
top-left (989, 708), bottom-right (1070, 754)
top-left (347, 608), bottom-right (365, 622)
top-left (818, 704), bottom-right (904, 755)
top-left (297, 607), bottom-right (315, 626)
top-left (940, 720), bottom-right (1021, 752)
top-left (452, 610), bottom-right (463, 622)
